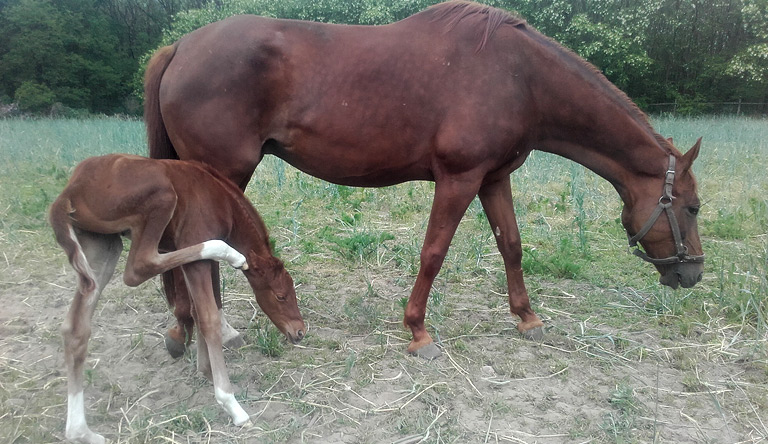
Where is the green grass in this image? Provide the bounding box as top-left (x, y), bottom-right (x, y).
top-left (1, 115), bottom-right (767, 443)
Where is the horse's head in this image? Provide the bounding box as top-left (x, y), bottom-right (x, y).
top-left (244, 252), bottom-right (306, 343)
top-left (621, 138), bottom-right (704, 289)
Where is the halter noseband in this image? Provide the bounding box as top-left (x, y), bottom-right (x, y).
top-left (627, 154), bottom-right (705, 265)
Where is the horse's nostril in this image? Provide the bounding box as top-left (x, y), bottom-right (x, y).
top-left (297, 330), bottom-right (304, 340)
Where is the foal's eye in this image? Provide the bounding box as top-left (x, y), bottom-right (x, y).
top-left (687, 206), bottom-right (700, 216)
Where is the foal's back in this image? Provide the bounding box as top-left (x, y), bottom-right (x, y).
top-left (60, 154), bottom-right (235, 244)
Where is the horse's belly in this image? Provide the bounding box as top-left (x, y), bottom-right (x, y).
top-left (270, 141), bottom-right (433, 187)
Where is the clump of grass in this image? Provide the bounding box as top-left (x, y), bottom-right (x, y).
top-left (522, 237), bottom-right (584, 279)
top-left (342, 293), bottom-right (383, 333)
top-left (246, 319), bottom-right (285, 357)
top-left (603, 381), bottom-right (644, 442)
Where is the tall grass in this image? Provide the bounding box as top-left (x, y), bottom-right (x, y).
top-left (0, 118), bottom-right (145, 232)
top-left (1, 115), bottom-right (766, 338)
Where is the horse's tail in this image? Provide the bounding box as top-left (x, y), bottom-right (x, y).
top-left (144, 44), bottom-right (179, 160)
top-left (49, 197), bottom-right (97, 296)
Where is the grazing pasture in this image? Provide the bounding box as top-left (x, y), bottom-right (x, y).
top-left (0, 116), bottom-right (766, 443)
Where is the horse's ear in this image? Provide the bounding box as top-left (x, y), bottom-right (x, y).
top-left (667, 137), bottom-right (673, 144)
top-left (680, 137), bottom-right (702, 173)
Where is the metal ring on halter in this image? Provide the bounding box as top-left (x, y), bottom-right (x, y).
top-left (627, 154), bottom-right (705, 265)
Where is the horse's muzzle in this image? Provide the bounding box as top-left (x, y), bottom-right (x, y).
top-left (659, 262), bottom-right (703, 289)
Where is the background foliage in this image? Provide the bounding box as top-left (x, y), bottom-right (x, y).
top-left (0, 0), bottom-right (766, 115)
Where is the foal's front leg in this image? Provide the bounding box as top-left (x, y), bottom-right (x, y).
top-left (181, 261), bottom-right (250, 426)
top-left (163, 267), bottom-right (244, 359)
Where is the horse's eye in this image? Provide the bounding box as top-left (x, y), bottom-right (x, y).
top-left (688, 206), bottom-right (700, 216)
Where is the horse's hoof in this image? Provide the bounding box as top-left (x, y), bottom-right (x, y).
top-left (408, 342), bottom-right (442, 360)
top-left (223, 333), bottom-right (246, 350)
top-left (521, 326), bottom-right (544, 342)
top-left (164, 333), bottom-right (187, 359)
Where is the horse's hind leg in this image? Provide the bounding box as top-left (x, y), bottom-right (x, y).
top-left (478, 177), bottom-right (544, 339)
top-left (62, 231), bottom-right (122, 444)
top-left (163, 269), bottom-right (195, 358)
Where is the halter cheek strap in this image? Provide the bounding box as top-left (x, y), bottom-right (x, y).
top-left (627, 155), bottom-right (705, 265)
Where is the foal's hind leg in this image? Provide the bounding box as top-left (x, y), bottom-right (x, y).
top-left (62, 231), bottom-right (122, 444)
top-left (478, 177), bottom-right (544, 339)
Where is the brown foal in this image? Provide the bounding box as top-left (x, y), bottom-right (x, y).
top-left (50, 154), bottom-right (305, 444)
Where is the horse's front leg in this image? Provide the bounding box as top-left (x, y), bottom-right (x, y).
top-left (404, 177), bottom-right (481, 359)
top-left (479, 176), bottom-right (544, 339)
top-left (181, 261), bottom-right (250, 426)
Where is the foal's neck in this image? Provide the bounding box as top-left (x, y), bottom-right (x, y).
top-left (220, 189), bottom-right (271, 258)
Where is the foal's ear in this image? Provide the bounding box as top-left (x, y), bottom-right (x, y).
top-left (247, 251), bottom-right (268, 276)
top-left (680, 137), bottom-right (702, 173)
top-left (246, 251), bottom-right (281, 277)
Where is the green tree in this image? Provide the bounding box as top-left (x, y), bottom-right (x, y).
top-left (14, 80), bottom-right (55, 112)
top-left (728, 0), bottom-right (768, 100)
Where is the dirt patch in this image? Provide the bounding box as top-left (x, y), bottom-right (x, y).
top-left (1, 235), bottom-right (766, 443)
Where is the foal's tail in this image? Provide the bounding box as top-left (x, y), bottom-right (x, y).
top-left (144, 44), bottom-right (179, 160)
top-left (49, 197), bottom-right (97, 295)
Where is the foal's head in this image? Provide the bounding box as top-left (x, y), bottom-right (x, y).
top-left (621, 139), bottom-right (704, 289)
top-left (244, 252), bottom-right (306, 343)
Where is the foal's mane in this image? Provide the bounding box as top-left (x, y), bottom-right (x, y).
top-left (426, 1), bottom-right (673, 155)
top-left (189, 161), bottom-right (272, 249)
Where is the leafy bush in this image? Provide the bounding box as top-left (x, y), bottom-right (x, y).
top-left (14, 81), bottom-right (55, 113)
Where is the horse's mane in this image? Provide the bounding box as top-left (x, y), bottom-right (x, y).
top-left (425, 1), bottom-right (525, 52)
top-left (425, 1), bottom-right (672, 155)
top-left (188, 161), bottom-right (272, 250)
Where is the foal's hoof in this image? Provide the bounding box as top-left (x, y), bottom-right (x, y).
top-left (223, 333), bottom-right (246, 350)
top-left (521, 326), bottom-right (544, 342)
top-left (164, 333), bottom-right (187, 359)
top-left (408, 342), bottom-right (442, 360)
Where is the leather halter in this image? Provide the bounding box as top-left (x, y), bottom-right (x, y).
top-left (627, 154), bottom-right (705, 265)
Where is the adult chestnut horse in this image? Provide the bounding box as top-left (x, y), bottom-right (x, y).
top-left (50, 154), bottom-right (305, 444)
top-left (144, 1), bottom-right (704, 359)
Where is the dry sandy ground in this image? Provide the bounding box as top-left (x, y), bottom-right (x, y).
top-left (1, 236), bottom-right (767, 443)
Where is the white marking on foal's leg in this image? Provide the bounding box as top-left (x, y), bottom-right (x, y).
top-left (66, 391), bottom-right (105, 444)
top-left (68, 226), bottom-right (99, 306)
top-left (201, 240), bottom-right (247, 269)
top-left (215, 387), bottom-right (250, 426)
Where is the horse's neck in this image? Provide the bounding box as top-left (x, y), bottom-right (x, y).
top-left (533, 100), bottom-right (668, 204)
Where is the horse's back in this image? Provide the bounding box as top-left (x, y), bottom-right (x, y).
top-left (156, 4), bottom-right (538, 186)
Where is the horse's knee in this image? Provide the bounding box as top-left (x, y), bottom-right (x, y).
top-left (419, 247), bottom-right (446, 280)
